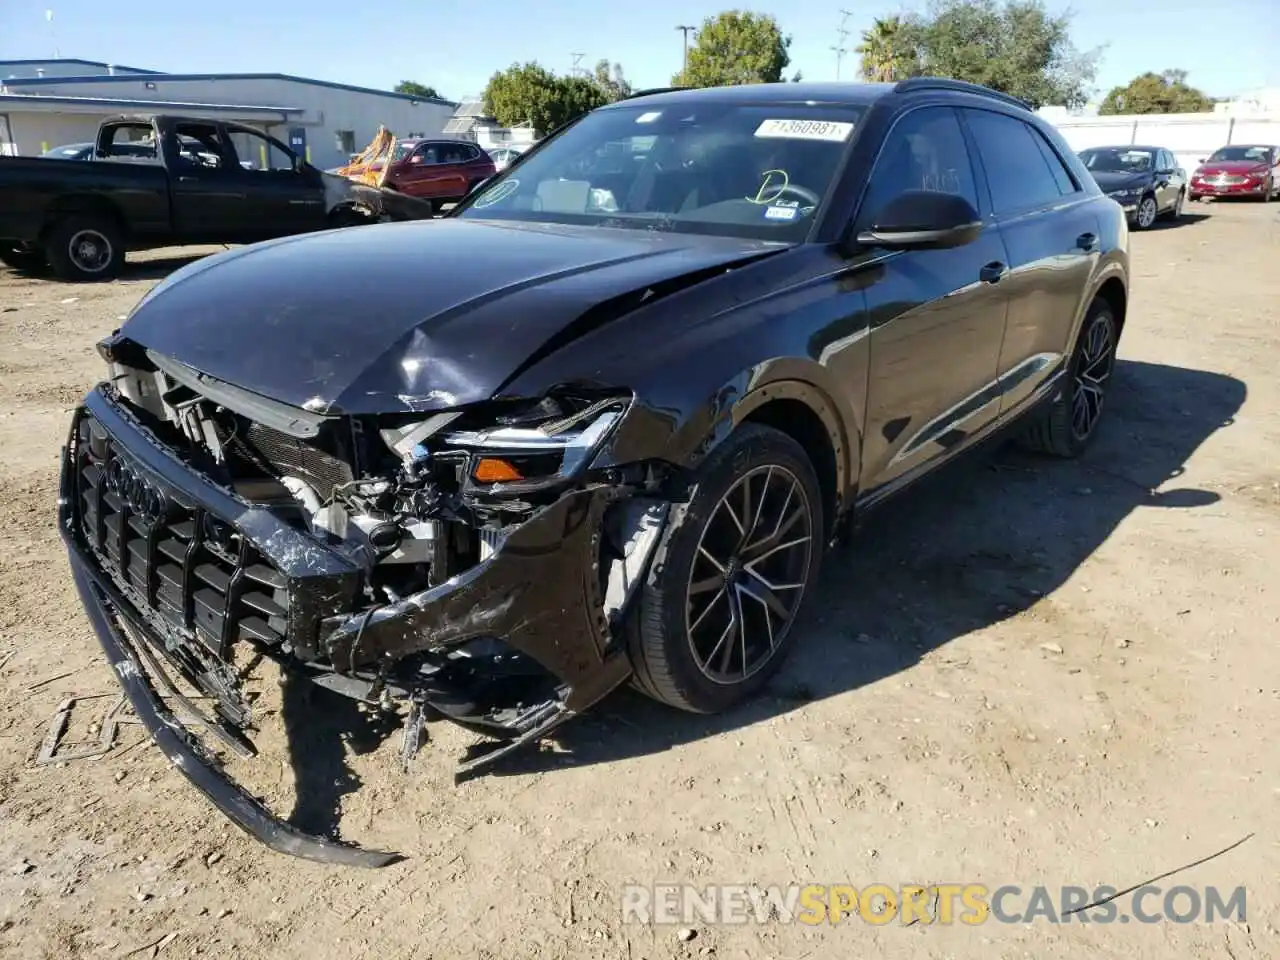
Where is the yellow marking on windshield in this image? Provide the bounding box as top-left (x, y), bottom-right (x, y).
top-left (747, 169), bottom-right (790, 204)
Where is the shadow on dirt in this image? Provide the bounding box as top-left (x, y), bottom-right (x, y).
top-left (279, 674), bottom-right (398, 839)
top-left (1145, 211), bottom-right (1210, 230)
top-left (266, 357), bottom-right (1246, 824)
top-left (118, 254), bottom-right (218, 281)
top-left (474, 357), bottom-right (1247, 776)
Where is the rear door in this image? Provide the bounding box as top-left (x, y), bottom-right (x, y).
top-left (222, 125), bottom-right (327, 239)
top-left (164, 121), bottom-right (252, 242)
top-left (855, 105), bottom-right (1013, 495)
top-left (959, 107), bottom-right (1101, 416)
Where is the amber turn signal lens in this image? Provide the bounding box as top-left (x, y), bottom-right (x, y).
top-left (473, 457), bottom-right (524, 483)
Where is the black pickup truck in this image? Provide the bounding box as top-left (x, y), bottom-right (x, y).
top-left (0, 114), bottom-right (420, 281)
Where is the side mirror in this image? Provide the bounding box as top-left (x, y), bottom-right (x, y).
top-left (1198, 158), bottom-right (1206, 164)
top-left (853, 191), bottom-right (982, 251)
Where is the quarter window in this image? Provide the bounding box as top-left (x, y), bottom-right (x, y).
top-left (860, 107), bottom-right (979, 224)
top-left (964, 109), bottom-right (1072, 214)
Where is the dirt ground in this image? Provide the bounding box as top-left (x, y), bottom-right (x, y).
top-left (0, 201), bottom-right (1277, 960)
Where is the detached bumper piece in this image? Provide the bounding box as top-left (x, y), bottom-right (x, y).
top-left (67, 555), bottom-right (402, 868)
top-left (57, 387), bottom-right (646, 863)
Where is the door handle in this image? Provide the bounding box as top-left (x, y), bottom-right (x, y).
top-left (979, 261), bottom-right (1008, 284)
top-left (1076, 232), bottom-right (1099, 251)
top-left (177, 176), bottom-right (198, 183)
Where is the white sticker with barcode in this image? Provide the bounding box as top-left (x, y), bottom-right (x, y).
top-left (755, 118), bottom-right (855, 142)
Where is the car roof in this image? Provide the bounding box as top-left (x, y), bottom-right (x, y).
top-left (607, 81), bottom-right (897, 110)
top-left (607, 78), bottom-right (1034, 112)
top-left (1081, 145), bottom-right (1165, 152)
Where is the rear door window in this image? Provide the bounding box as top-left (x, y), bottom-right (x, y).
top-left (963, 109), bottom-right (1071, 214)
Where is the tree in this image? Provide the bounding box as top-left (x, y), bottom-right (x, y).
top-left (592, 59), bottom-right (632, 102)
top-left (393, 80), bottom-right (441, 100)
top-left (1098, 70), bottom-right (1213, 115)
top-left (483, 62), bottom-right (610, 133)
top-left (856, 16), bottom-right (922, 83)
top-left (885, 0), bottom-right (1100, 110)
top-left (671, 11), bottom-right (792, 87)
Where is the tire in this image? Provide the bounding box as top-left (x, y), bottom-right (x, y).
top-left (1159, 189), bottom-right (1184, 221)
top-left (629, 423), bottom-right (825, 713)
top-left (0, 242), bottom-right (46, 273)
top-left (1189, 193), bottom-right (1202, 202)
top-left (1017, 298), bottom-right (1118, 459)
top-left (1133, 194), bottom-right (1158, 230)
top-left (44, 215), bottom-right (125, 281)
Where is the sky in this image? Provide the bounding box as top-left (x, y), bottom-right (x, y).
top-left (1, 0), bottom-right (1276, 104)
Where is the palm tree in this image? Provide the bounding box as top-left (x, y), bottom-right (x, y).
top-left (856, 16), bottom-right (920, 83)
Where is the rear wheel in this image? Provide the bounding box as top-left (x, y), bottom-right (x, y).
top-left (630, 424), bottom-right (824, 714)
top-left (44, 215), bottom-right (125, 281)
top-left (1017, 298), bottom-right (1118, 459)
top-left (0, 241), bottom-right (46, 273)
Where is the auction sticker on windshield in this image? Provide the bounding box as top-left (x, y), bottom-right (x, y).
top-left (755, 119), bottom-right (855, 142)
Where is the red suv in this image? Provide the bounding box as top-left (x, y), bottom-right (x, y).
top-left (380, 139), bottom-right (496, 210)
top-left (1189, 144), bottom-right (1279, 201)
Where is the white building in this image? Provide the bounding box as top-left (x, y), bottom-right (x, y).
top-left (0, 58), bottom-right (457, 169)
top-left (442, 97), bottom-right (540, 152)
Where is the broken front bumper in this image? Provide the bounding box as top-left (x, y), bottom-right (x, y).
top-left (58, 385), bottom-right (647, 864)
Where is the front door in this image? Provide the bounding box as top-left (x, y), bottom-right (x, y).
top-left (855, 105), bottom-right (1012, 496)
top-left (960, 108), bottom-right (1101, 415)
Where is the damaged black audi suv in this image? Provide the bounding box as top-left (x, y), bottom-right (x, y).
top-left (60, 78), bottom-right (1129, 864)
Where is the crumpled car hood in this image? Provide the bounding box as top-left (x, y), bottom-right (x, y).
top-left (119, 219), bottom-right (786, 415)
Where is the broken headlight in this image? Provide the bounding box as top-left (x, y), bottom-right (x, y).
top-left (442, 395), bottom-right (629, 490)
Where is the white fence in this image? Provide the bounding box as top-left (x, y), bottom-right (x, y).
top-left (1047, 112), bottom-right (1280, 173)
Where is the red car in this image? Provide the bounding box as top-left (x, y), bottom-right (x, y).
top-left (1189, 144), bottom-right (1279, 201)
top-left (380, 139), bottom-right (496, 210)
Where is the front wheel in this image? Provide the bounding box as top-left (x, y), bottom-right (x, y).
top-left (1133, 194), bottom-right (1159, 229)
top-left (44, 215), bottom-right (125, 281)
top-left (1016, 298), bottom-right (1118, 458)
top-left (629, 424), bottom-right (824, 714)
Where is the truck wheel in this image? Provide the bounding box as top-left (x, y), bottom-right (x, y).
top-left (0, 242), bottom-right (46, 273)
top-left (44, 216), bottom-right (125, 281)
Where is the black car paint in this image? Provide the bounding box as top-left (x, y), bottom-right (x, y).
top-left (61, 79), bottom-right (1129, 863)
top-left (0, 115), bottom-right (330, 250)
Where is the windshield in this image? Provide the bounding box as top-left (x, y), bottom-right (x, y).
top-left (1207, 145), bottom-right (1272, 163)
top-left (1078, 148), bottom-right (1153, 173)
top-left (455, 102), bottom-right (865, 240)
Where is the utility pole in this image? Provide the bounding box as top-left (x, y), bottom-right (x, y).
top-left (570, 52), bottom-right (586, 77)
top-left (833, 8), bottom-right (854, 81)
top-left (676, 25), bottom-right (697, 77)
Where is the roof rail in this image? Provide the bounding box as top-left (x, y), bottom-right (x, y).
top-left (621, 86), bottom-right (695, 101)
top-left (893, 77), bottom-right (1032, 111)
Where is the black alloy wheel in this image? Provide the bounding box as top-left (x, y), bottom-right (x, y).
top-left (629, 424), bottom-right (824, 713)
top-left (1017, 298), bottom-right (1118, 459)
top-left (1070, 306), bottom-right (1117, 443)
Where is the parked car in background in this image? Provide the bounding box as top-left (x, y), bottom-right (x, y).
top-left (61, 78), bottom-right (1128, 862)
top-left (41, 142), bottom-right (94, 160)
top-left (1189, 144), bottom-right (1279, 202)
top-left (377, 138), bottom-right (496, 210)
top-left (40, 141), bottom-right (158, 161)
top-left (1077, 145), bottom-right (1186, 229)
top-left (487, 146), bottom-right (527, 172)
